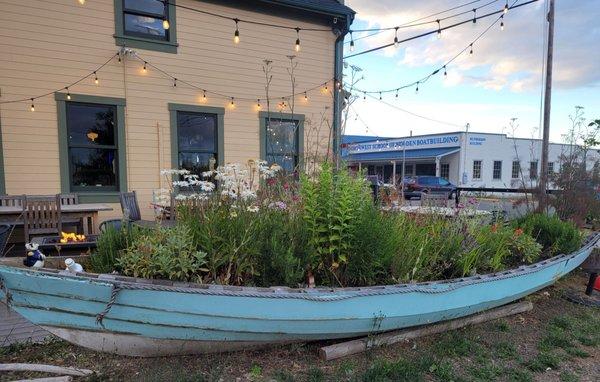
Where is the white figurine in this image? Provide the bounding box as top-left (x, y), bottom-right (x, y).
top-left (23, 243), bottom-right (46, 268)
top-left (65, 258), bottom-right (84, 273)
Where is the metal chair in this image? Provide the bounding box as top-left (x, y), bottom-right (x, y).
top-left (23, 195), bottom-right (62, 243)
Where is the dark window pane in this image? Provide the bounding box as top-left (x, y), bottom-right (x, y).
top-left (266, 119), bottom-right (297, 154)
top-left (267, 155), bottom-right (296, 172)
top-left (177, 113), bottom-right (216, 151)
top-left (124, 0), bottom-right (165, 14)
top-left (179, 152), bottom-right (216, 175)
top-left (70, 148), bottom-right (117, 189)
top-left (66, 104), bottom-right (115, 146)
top-left (124, 14), bottom-right (166, 38)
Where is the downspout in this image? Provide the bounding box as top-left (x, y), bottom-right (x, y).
top-left (332, 7), bottom-right (353, 168)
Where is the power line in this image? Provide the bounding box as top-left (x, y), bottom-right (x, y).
top-left (345, 0), bottom-right (537, 59)
top-left (346, 0), bottom-right (523, 95)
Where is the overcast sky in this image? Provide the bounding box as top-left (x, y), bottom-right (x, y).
top-left (343, 0), bottom-right (600, 142)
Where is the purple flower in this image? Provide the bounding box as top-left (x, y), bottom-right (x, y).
top-left (268, 201), bottom-right (287, 210)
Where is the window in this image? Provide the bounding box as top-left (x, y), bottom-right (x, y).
top-left (440, 163), bottom-right (449, 180)
top-left (260, 112), bottom-right (304, 172)
top-left (493, 160), bottom-right (502, 180)
top-left (548, 162), bottom-right (554, 175)
top-left (530, 161), bottom-right (538, 179)
top-left (511, 161), bottom-right (520, 179)
top-left (115, 0), bottom-right (178, 53)
top-left (169, 104), bottom-right (225, 174)
top-left (56, 93), bottom-right (127, 202)
top-left (472, 160), bottom-right (482, 179)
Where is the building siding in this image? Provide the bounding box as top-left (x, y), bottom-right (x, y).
top-left (0, 0), bottom-right (337, 220)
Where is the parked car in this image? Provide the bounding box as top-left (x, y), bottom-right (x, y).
top-left (402, 176), bottom-right (457, 199)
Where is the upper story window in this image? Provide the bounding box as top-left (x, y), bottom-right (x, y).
top-left (123, 0), bottom-right (169, 41)
top-left (114, 0), bottom-right (178, 53)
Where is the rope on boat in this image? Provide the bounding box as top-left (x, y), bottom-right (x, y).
top-left (95, 284), bottom-right (121, 327)
top-left (0, 274), bottom-right (12, 308)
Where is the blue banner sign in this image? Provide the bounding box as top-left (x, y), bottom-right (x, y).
top-left (347, 134), bottom-right (460, 154)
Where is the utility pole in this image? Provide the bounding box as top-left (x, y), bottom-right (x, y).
top-left (539, 0), bottom-right (555, 210)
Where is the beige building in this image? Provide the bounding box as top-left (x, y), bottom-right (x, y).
top-left (0, 0), bottom-right (354, 220)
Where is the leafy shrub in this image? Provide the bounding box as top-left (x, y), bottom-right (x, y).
top-left (514, 213), bottom-right (582, 256)
top-left (90, 224), bottom-right (144, 273)
top-left (117, 225), bottom-right (207, 282)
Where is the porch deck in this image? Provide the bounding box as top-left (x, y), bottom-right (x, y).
top-left (0, 302), bottom-right (51, 347)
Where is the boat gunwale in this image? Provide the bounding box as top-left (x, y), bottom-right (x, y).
top-left (1, 233), bottom-right (598, 300)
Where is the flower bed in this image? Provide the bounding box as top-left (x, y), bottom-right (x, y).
top-left (91, 162), bottom-right (582, 288)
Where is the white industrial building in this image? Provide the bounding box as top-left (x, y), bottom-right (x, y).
top-left (342, 132), bottom-right (600, 188)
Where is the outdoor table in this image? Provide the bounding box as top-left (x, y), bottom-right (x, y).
top-left (0, 203), bottom-right (113, 235)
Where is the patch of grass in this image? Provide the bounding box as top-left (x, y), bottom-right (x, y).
top-left (494, 341), bottom-right (518, 360)
top-left (495, 320), bottom-right (511, 332)
top-left (249, 364), bottom-right (262, 379)
top-left (559, 371), bottom-right (579, 382)
top-left (506, 368), bottom-right (533, 382)
top-left (272, 370), bottom-right (296, 382)
top-left (306, 367), bottom-right (325, 382)
top-left (433, 331), bottom-right (483, 358)
top-left (539, 326), bottom-right (574, 351)
top-left (335, 360), bottom-right (356, 379)
top-left (468, 360), bottom-right (503, 381)
top-left (525, 351), bottom-right (561, 372)
top-left (428, 360), bottom-right (461, 381)
top-left (359, 358), bottom-right (425, 382)
top-left (565, 347), bottom-right (590, 359)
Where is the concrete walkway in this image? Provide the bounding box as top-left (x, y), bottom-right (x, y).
top-left (0, 302), bottom-right (51, 347)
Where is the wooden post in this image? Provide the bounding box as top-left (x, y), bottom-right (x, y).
top-left (319, 301), bottom-right (533, 361)
top-left (539, 0), bottom-right (555, 210)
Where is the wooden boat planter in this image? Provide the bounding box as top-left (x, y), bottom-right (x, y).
top-left (0, 233), bottom-right (598, 357)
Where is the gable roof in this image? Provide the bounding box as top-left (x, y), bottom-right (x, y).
top-left (259, 0), bottom-right (355, 17)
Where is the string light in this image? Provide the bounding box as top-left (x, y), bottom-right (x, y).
top-left (394, 27), bottom-right (399, 48)
top-left (379, 92), bottom-right (382, 100)
top-left (78, 0), bottom-right (85, 4)
top-left (66, 87), bottom-right (71, 100)
top-left (93, 71), bottom-right (98, 85)
top-left (142, 61), bottom-right (147, 73)
top-left (304, 92), bottom-right (308, 101)
top-left (436, 20), bottom-right (441, 39)
top-left (118, 54), bottom-right (121, 63)
top-left (504, 1), bottom-right (509, 14)
top-left (295, 28), bottom-right (301, 52)
top-left (443, 65), bottom-right (447, 77)
top-left (349, 32), bottom-right (355, 52)
top-left (202, 90), bottom-right (207, 101)
top-left (500, 15), bottom-right (505, 31)
top-left (363, 92), bottom-right (366, 100)
top-left (472, 9), bottom-right (477, 23)
top-left (324, 83), bottom-right (328, 92)
top-left (395, 89), bottom-right (399, 98)
top-left (230, 97), bottom-right (235, 108)
top-left (233, 19), bottom-right (240, 44)
top-left (469, 43), bottom-right (474, 55)
top-left (173, 78), bottom-right (177, 87)
top-left (415, 81), bottom-right (419, 93)
top-left (30, 98), bottom-right (35, 112)
top-left (256, 99), bottom-right (261, 110)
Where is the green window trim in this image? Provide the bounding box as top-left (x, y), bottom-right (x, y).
top-left (259, 111), bottom-right (305, 168)
top-left (168, 103), bottom-right (225, 171)
top-left (0, 116), bottom-right (5, 195)
top-left (114, 0), bottom-right (178, 54)
top-left (55, 92), bottom-right (128, 203)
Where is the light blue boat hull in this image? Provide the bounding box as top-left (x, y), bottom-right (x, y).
top-left (0, 234), bottom-right (597, 356)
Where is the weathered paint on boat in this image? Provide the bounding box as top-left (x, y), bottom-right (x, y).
top-left (0, 233), bottom-right (597, 356)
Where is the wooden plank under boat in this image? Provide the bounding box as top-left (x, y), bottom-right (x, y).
top-left (0, 233), bottom-right (597, 357)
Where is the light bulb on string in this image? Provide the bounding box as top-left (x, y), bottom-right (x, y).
top-left (304, 92), bottom-right (308, 101)
top-left (233, 19), bottom-right (240, 44)
top-left (323, 83), bottom-right (328, 92)
top-left (230, 97), bottom-right (235, 108)
top-left (363, 92), bottom-right (366, 100)
top-left (469, 43), bottom-right (474, 55)
top-left (66, 87), bottom-right (71, 100)
top-left (443, 65), bottom-right (447, 77)
top-left (504, 1), bottom-right (509, 14)
top-left (379, 92), bottom-right (382, 100)
top-left (395, 89), bottom-right (399, 98)
top-left (78, 0), bottom-right (85, 5)
top-left (294, 28), bottom-right (301, 52)
top-left (93, 71), bottom-right (99, 85)
top-left (349, 32), bottom-right (355, 52)
top-left (500, 15), bottom-right (505, 31)
top-left (394, 27), bottom-right (399, 48)
top-left (30, 98), bottom-right (35, 112)
top-left (202, 90), bottom-right (207, 102)
top-left (472, 9), bottom-right (477, 23)
top-left (257, 99), bottom-right (261, 110)
top-left (173, 78), bottom-right (177, 87)
top-left (415, 82), bottom-right (419, 93)
top-left (118, 54), bottom-right (121, 63)
top-left (142, 61), bottom-right (147, 73)
top-left (436, 20), bottom-right (441, 39)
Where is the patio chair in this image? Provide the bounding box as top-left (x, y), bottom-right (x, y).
top-left (23, 195), bottom-right (63, 243)
top-left (421, 192), bottom-right (449, 208)
top-left (59, 193), bottom-right (79, 205)
top-left (99, 191), bottom-right (142, 233)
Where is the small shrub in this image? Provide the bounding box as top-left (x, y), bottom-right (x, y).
top-left (514, 213), bottom-right (582, 256)
top-left (117, 225), bottom-right (207, 282)
top-left (90, 224), bottom-right (144, 273)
